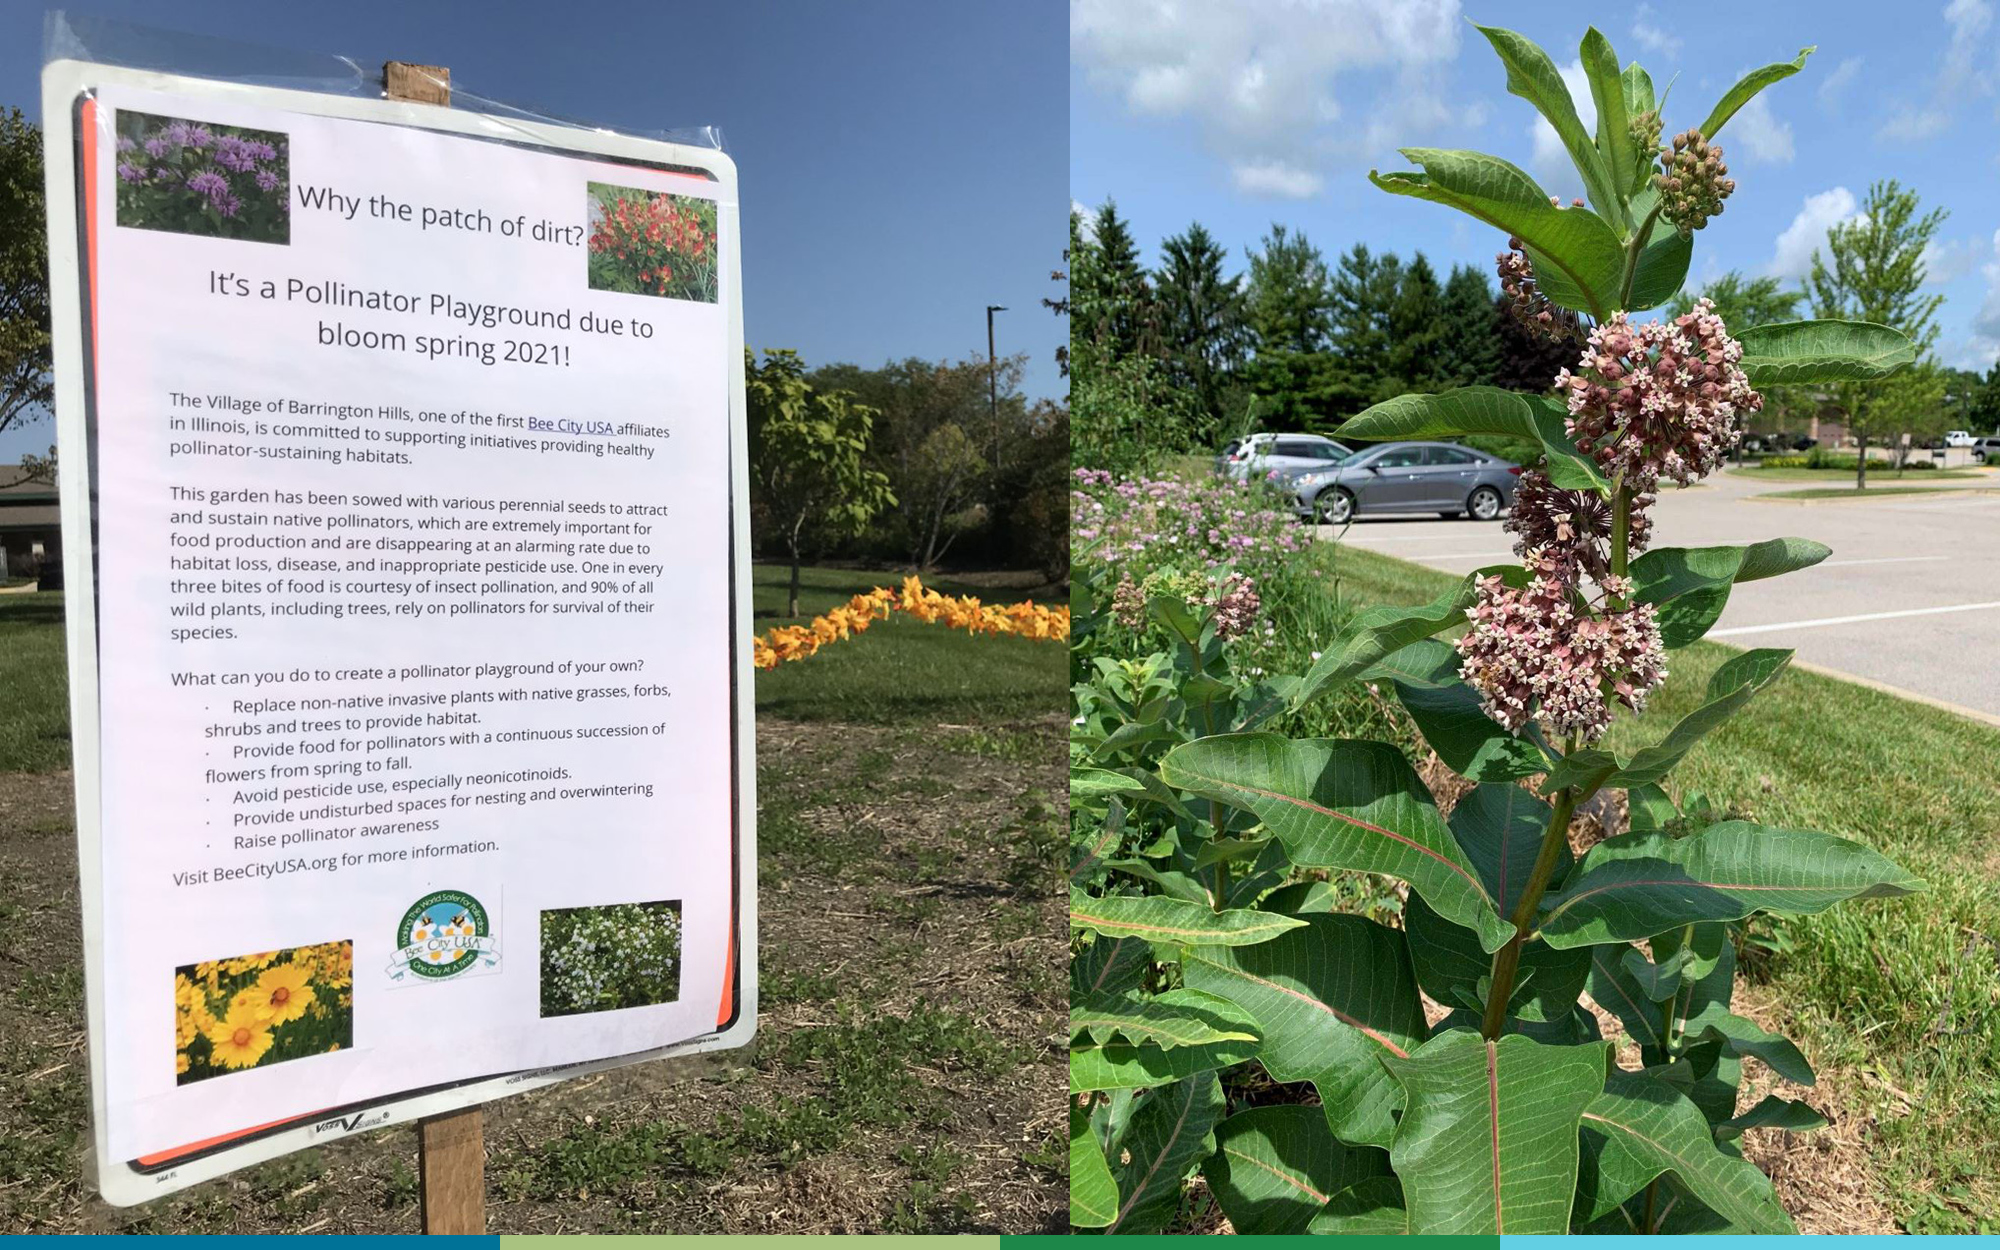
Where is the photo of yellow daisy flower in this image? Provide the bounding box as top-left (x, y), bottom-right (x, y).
top-left (174, 939), bottom-right (352, 1086)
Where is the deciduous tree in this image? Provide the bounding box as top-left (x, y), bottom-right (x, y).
top-left (746, 349), bottom-right (894, 616)
top-left (0, 108), bottom-right (52, 485)
top-left (1806, 180), bottom-right (1946, 487)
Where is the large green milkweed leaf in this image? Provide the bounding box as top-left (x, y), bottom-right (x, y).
top-left (1289, 580), bottom-right (1474, 709)
top-left (1071, 1099), bottom-right (1120, 1228)
top-left (1541, 649), bottom-right (1795, 794)
top-left (1630, 539), bottom-right (1831, 646)
top-left (1070, 987), bottom-right (1263, 1049)
top-left (1699, 48), bottom-right (1814, 142)
top-left (1537, 821), bottom-right (1923, 948)
top-left (1309, 1176), bottom-right (1410, 1234)
top-left (1651, 925), bottom-right (1817, 1085)
top-left (1398, 679), bottom-right (1552, 782)
top-left (1383, 1031), bottom-right (1609, 1234)
top-left (1370, 151), bottom-right (1622, 319)
top-left (1735, 319), bottom-right (1916, 387)
top-left (1373, 641), bottom-right (1550, 781)
top-left (1071, 935), bottom-right (1151, 1000)
top-left (1103, 1071), bottom-right (1227, 1234)
top-left (1359, 637), bottom-right (1460, 689)
top-left (1406, 786), bottom-right (1591, 1020)
top-left (1625, 186), bottom-right (1693, 309)
top-left (1684, 1002), bottom-right (1814, 1085)
top-left (1718, 1095), bottom-right (1829, 1139)
top-left (1203, 1105), bottom-right (1391, 1235)
top-left (1632, 538), bottom-right (1832, 605)
top-left (1161, 736), bottom-right (1512, 951)
top-left (1577, 1070), bottom-right (1796, 1233)
top-left (1069, 890), bottom-right (1308, 947)
top-left (1069, 1036), bottom-right (1261, 1093)
top-left (1072, 767), bottom-right (1149, 801)
top-left (1581, 29), bottom-right (1634, 203)
top-left (1474, 25), bottom-right (1623, 228)
top-left (1586, 945), bottom-right (1669, 1050)
top-left (1337, 385), bottom-right (1610, 492)
top-left (1184, 914), bottom-right (1430, 1149)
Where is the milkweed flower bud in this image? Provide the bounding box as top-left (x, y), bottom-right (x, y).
top-left (1655, 129), bottom-right (1735, 234)
top-left (1110, 575), bottom-right (1145, 629)
top-left (1456, 567), bottom-right (1668, 743)
top-left (1555, 298), bottom-right (1760, 488)
top-left (1629, 109), bottom-right (1664, 157)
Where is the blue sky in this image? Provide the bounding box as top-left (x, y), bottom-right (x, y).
top-left (1073, 0), bottom-right (2000, 370)
top-left (2, 1), bottom-right (1067, 463)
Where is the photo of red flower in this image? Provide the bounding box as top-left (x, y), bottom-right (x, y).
top-left (586, 182), bottom-right (718, 303)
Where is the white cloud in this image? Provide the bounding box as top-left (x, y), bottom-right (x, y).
top-left (1880, 0), bottom-right (1994, 141)
top-left (1959, 229), bottom-right (2000, 369)
top-left (1527, 59), bottom-right (1596, 199)
top-left (1922, 237), bottom-right (1985, 284)
top-left (1232, 160), bottom-right (1323, 199)
top-left (1729, 93), bottom-right (1794, 163)
top-left (1071, 200), bottom-right (1098, 239)
top-left (1767, 187), bottom-right (1859, 281)
top-left (1071, 0), bottom-right (1465, 199)
top-left (1817, 56), bottom-right (1862, 111)
top-left (1630, 5), bottom-right (1683, 57)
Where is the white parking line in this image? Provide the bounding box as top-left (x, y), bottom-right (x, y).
top-left (1708, 600), bottom-right (2000, 638)
top-left (1816, 556), bottom-right (1949, 568)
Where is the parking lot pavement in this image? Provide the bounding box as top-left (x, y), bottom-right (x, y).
top-left (1314, 466), bottom-right (2000, 721)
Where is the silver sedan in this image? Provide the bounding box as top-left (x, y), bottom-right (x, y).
top-left (1286, 441), bottom-right (1523, 524)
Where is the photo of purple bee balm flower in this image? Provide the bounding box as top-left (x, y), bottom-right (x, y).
top-left (114, 109), bottom-right (290, 244)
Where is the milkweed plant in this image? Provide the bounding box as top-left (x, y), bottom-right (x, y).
top-left (1069, 26), bottom-right (1924, 1236)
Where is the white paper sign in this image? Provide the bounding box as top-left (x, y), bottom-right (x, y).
top-left (43, 63), bottom-right (755, 1202)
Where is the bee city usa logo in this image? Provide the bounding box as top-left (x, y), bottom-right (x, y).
top-left (388, 889), bottom-right (499, 982)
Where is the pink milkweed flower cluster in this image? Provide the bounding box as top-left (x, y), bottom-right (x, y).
top-left (1460, 298), bottom-right (1758, 743)
top-left (1557, 298), bottom-right (1760, 489)
top-left (1457, 558), bottom-right (1668, 742)
top-left (1211, 573), bottom-right (1261, 641)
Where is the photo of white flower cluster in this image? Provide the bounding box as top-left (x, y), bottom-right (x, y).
top-left (538, 900), bottom-right (682, 1018)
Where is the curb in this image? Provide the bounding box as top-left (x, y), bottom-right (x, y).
top-left (1786, 656), bottom-right (2000, 730)
top-left (1746, 488), bottom-right (1983, 505)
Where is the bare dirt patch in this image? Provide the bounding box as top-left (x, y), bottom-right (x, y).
top-left (0, 715), bottom-right (1065, 1234)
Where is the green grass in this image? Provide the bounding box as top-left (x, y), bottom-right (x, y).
top-left (1732, 465), bottom-right (1981, 481)
top-left (1310, 542), bottom-right (2000, 1230)
top-left (752, 565), bottom-right (1063, 723)
top-left (0, 594), bottom-right (69, 773)
top-left (1758, 485), bottom-right (1976, 500)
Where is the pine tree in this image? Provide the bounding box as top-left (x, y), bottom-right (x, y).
top-left (1155, 221), bottom-right (1245, 439)
top-left (1439, 264), bottom-right (1502, 388)
top-left (1325, 243), bottom-right (1399, 407)
top-left (1244, 225), bottom-right (1344, 430)
top-left (1385, 252), bottom-right (1448, 397)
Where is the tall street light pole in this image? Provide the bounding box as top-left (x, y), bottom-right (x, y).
top-left (986, 304), bottom-right (1007, 473)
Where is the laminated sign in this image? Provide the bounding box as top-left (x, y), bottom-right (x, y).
top-left (41, 59), bottom-right (756, 1203)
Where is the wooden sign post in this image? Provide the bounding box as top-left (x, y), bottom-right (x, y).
top-left (385, 58), bottom-right (487, 1241)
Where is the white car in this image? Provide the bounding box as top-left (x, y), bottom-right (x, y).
top-left (1944, 430), bottom-right (1976, 448)
top-left (1218, 432), bottom-right (1351, 482)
